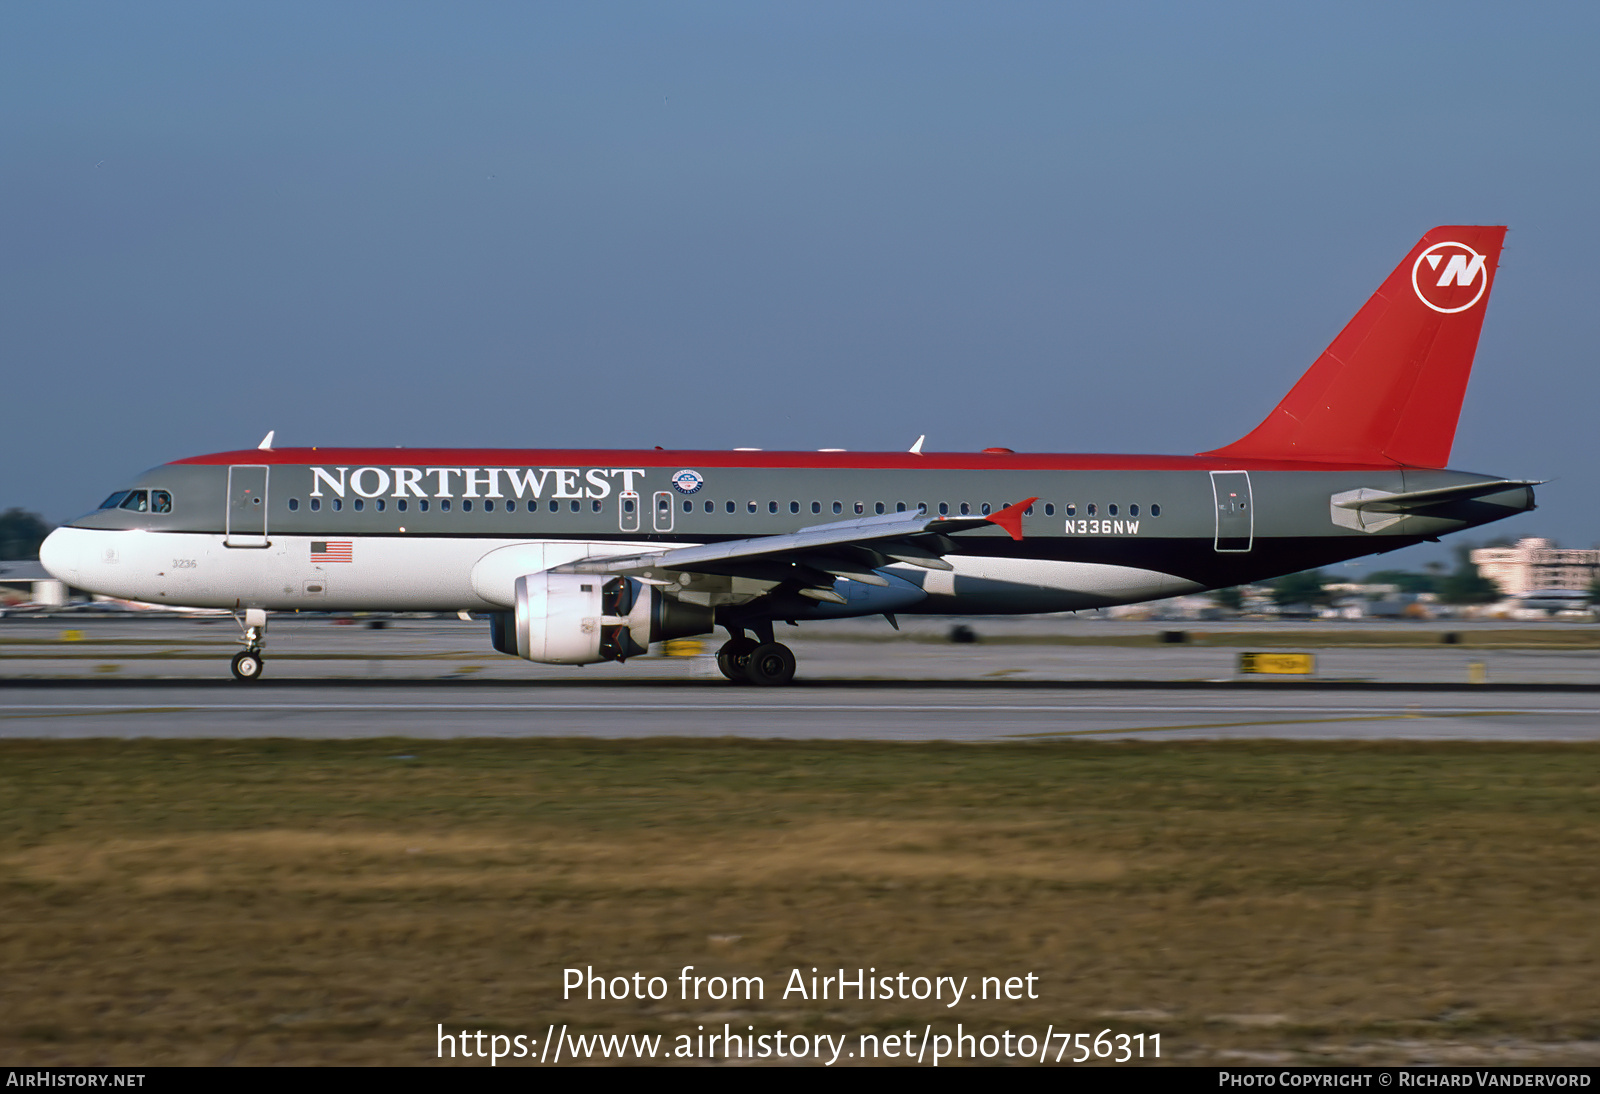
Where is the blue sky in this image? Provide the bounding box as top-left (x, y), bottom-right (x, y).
top-left (5, 2), bottom-right (1595, 572)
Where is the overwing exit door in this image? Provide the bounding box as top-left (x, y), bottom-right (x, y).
top-left (1210, 470), bottom-right (1253, 552)
top-left (225, 465), bottom-right (270, 548)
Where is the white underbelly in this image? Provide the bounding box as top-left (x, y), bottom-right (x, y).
top-left (40, 529), bottom-right (660, 612)
top-left (907, 556), bottom-right (1201, 612)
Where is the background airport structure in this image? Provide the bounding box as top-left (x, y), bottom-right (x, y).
top-left (1471, 538), bottom-right (1600, 597)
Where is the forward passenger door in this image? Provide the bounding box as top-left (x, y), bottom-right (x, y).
top-left (224, 465), bottom-right (270, 548)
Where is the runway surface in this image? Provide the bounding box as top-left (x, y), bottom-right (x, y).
top-left (5, 680), bottom-right (1600, 740)
top-left (4, 615), bottom-right (1599, 739)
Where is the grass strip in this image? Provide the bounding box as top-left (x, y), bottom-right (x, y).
top-left (1, 739), bottom-right (1596, 1065)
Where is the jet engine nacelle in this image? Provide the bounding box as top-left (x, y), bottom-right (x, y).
top-left (488, 572), bottom-right (713, 665)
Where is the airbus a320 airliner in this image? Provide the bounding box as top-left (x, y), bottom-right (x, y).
top-left (41, 226), bottom-right (1536, 684)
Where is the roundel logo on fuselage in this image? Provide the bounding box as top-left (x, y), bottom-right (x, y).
top-left (670, 469), bottom-right (704, 494)
top-left (1411, 241), bottom-right (1489, 314)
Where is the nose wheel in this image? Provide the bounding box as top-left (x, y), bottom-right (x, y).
top-left (232, 607), bottom-right (268, 682)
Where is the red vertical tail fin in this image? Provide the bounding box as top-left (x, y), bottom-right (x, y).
top-left (1203, 226), bottom-right (1507, 467)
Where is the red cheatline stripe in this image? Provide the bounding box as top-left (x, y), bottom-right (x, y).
top-left (171, 448), bottom-right (1399, 472)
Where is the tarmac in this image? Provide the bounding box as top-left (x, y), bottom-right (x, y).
top-left (3, 614), bottom-right (1598, 740)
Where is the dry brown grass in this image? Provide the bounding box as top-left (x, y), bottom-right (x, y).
top-left (1, 739), bottom-right (1597, 1065)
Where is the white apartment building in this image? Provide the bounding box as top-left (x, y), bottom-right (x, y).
top-left (1470, 538), bottom-right (1600, 596)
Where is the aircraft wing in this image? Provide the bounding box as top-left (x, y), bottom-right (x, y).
top-left (555, 498), bottom-right (1037, 596)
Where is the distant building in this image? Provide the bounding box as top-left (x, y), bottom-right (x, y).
top-left (1470, 538), bottom-right (1600, 597)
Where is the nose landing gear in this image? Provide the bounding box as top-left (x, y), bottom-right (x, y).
top-left (232, 607), bottom-right (268, 682)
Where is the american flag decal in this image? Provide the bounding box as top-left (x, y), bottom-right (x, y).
top-left (310, 540), bottom-right (353, 563)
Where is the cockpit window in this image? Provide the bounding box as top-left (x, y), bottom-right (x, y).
top-left (151, 491), bottom-right (172, 514)
top-left (99, 492), bottom-right (130, 509)
top-left (118, 490), bottom-right (149, 512)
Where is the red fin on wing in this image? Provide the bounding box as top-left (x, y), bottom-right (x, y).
top-left (987, 497), bottom-right (1037, 541)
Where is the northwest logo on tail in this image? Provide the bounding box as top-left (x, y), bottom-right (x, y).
top-left (1411, 241), bottom-right (1488, 313)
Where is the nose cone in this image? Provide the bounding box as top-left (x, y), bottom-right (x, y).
top-left (39, 526), bottom-right (88, 586)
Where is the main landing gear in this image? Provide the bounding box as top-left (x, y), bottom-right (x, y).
top-left (231, 608), bottom-right (267, 682)
top-left (714, 630), bottom-right (797, 686)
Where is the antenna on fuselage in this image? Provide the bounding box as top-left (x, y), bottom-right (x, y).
top-left (257, 431), bottom-right (275, 451)
top-left (908, 434), bottom-right (925, 455)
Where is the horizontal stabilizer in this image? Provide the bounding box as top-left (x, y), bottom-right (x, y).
top-left (1333, 479), bottom-right (1541, 513)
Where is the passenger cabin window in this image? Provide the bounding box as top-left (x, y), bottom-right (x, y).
top-left (1045, 504), bottom-right (1055, 516)
top-left (1086, 503), bottom-right (1097, 516)
top-left (981, 503), bottom-right (991, 515)
top-left (440, 500), bottom-right (451, 512)
top-left (939, 503), bottom-right (949, 515)
top-left (683, 500), bottom-right (693, 513)
top-left (747, 501), bottom-right (757, 514)
top-left (875, 502), bottom-right (885, 514)
top-left (288, 498), bottom-right (299, 511)
top-left (726, 501), bottom-right (735, 514)
top-left (812, 502), bottom-right (821, 514)
top-left (1108, 504), bottom-right (1117, 516)
top-left (419, 500), bottom-right (429, 512)
top-left (310, 498), bottom-right (321, 512)
top-left (768, 501), bottom-right (778, 514)
top-left (959, 503), bottom-right (970, 515)
top-left (704, 501), bottom-right (713, 513)
top-left (1151, 504), bottom-right (1162, 517)
top-left (1129, 504), bottom-right (1139, 517)
top-left (790, 501), bottom-right (799, 514)
top-left (548, 500), bottom-right (558, 513)
top-left (354, 499), bottom-right (365, 511)
top-left (331, 499), bottom-right (342, 512)
top-left (832, 502), bottom-right (842, 514)
top-left (397, 499), bottom-right (408, 512)
top-left (118, 491), bottom-right (149, 512)
top-left (376, 499), bottom-right (386, 512)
